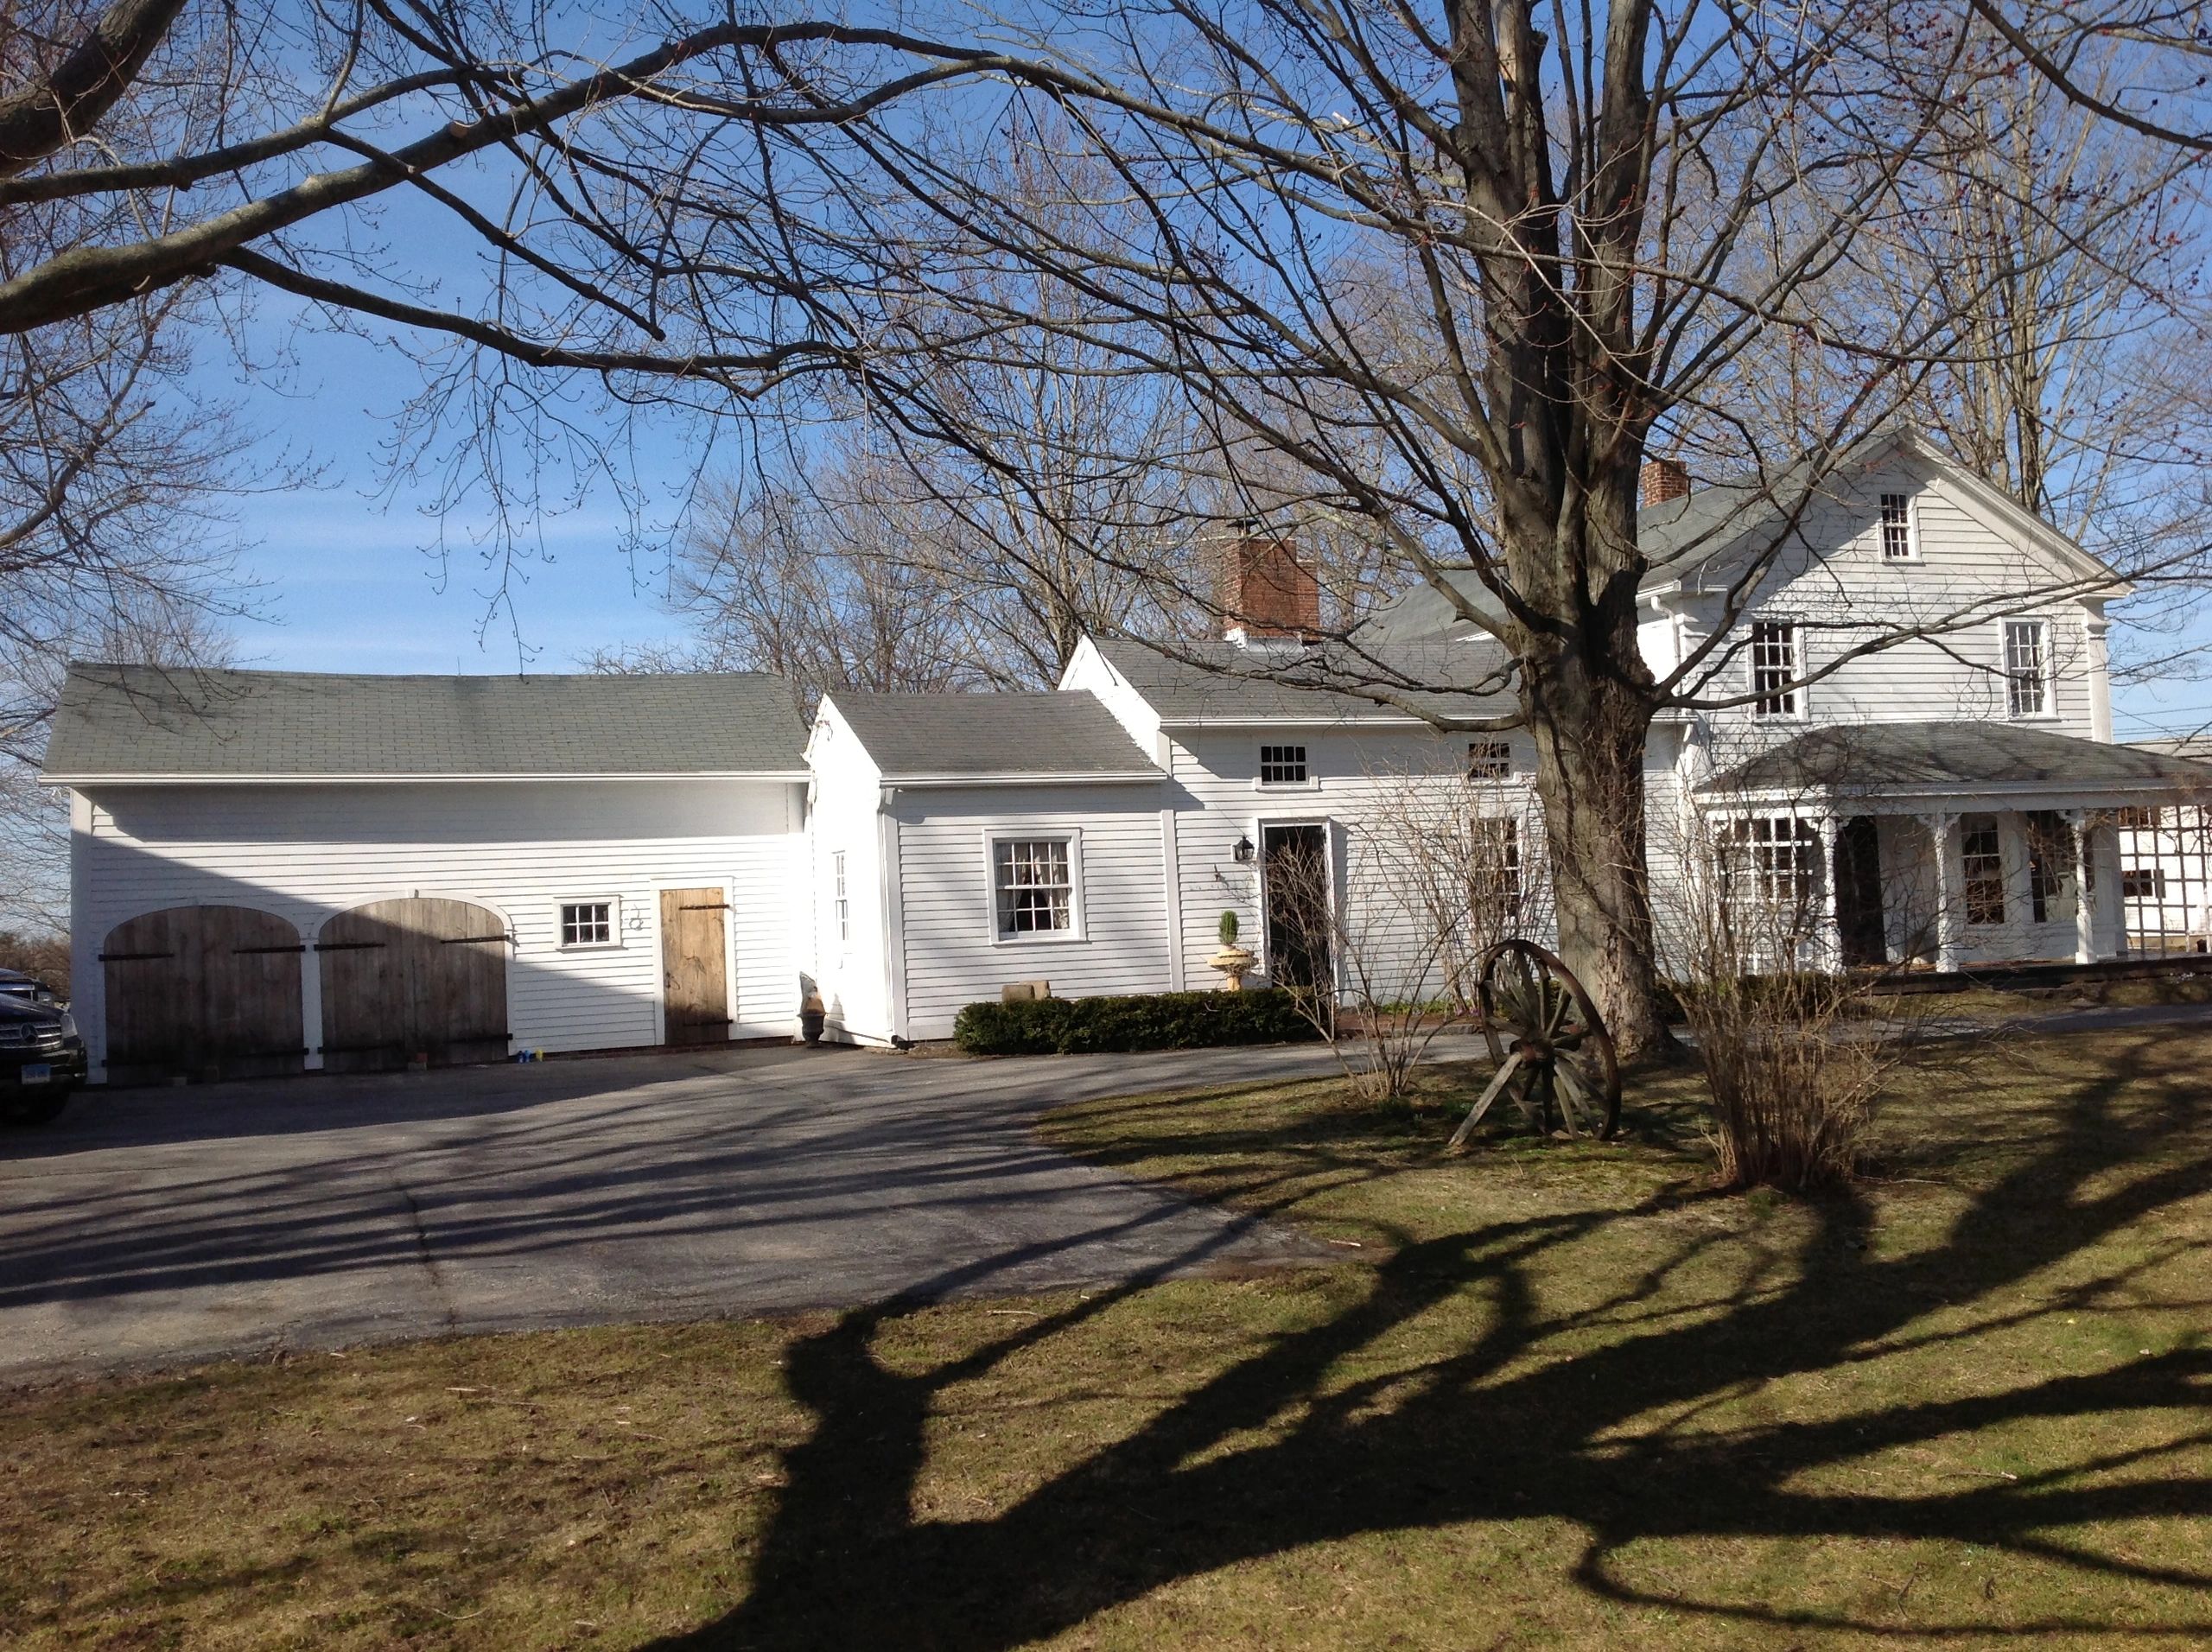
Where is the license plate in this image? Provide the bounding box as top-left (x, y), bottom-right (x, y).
top-left (19, 1064), bottom-right (49, 1084)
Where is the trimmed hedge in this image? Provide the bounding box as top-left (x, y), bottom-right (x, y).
top-left (952, 988), bottom-right (1320, 1056)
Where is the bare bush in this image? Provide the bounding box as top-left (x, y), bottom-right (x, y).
top-left (1656, 809), bottom-right (1891, 1192)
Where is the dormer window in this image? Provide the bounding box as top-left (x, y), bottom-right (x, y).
top-left (1880, 492), bottom-right (1916, 561)
top-left (1750, 621), bottom-right (1802, 718)
top-left (1259, 744), bottom-right (1309, 785)
top-left (2004, 618), bottom-right (2052, 718)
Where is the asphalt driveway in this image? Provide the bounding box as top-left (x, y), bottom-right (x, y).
top-left (0, 1042), bottom-right (1343, 1382)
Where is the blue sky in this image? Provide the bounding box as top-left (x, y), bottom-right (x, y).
top-left (211, 307), bottom-right (700, 677)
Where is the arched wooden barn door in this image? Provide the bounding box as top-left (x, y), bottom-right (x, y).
top-left (101, 905), bottom-right (306, 1084)
top-left (317, 899), bottom-right (510, 1073)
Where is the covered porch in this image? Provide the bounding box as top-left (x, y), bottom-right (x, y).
top-left (1696, 721), bottom-right (2212, 972)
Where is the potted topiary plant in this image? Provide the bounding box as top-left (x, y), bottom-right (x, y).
top-left (1209, 909), bottom-right (1256, 991)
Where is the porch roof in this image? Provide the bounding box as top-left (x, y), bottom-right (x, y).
top-left (1699, 721), bottom-right (2212, 807)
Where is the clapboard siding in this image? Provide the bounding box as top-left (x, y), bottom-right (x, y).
top-left (892, 784), bottom-right (1170, 1039)
top-left (70, 778), bottom-right (804, 1073)
top-left (1683, 458), bottom-right (2104, 752)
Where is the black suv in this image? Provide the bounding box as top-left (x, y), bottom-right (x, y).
top-left (0, 968), bottom-right (58, 1007)
top-left (0, 994), bottom-right (86, 1125)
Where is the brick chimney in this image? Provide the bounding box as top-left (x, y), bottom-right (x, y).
top-left (1219, 535), bottom-right (1321, 640)
top-left (1640, 456), bottom-right (1691, 509)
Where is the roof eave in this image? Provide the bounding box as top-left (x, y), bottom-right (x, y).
top-left (880, 769), bottom-right (1163, 787)
top-left (41, 769), bottom-right (811, 787)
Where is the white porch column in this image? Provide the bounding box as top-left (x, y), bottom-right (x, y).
top-left (2066, 810), bottom-right (2098, 964)
top-left (1815, 813), bottom-right (1842, 973)
top-left (1924, 811), bottom-right (1961, 972)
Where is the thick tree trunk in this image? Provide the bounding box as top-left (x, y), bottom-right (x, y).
top-left (1524, 662), bottom-right (1673, 1060)
top-left (1499, 466), bottom-right (1675, 1062)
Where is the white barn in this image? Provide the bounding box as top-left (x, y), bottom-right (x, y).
top-left (44, 668), bottom-right (809, 1083)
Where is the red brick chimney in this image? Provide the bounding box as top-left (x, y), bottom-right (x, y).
top-left (1220, 536), bottom-right (1321, 640)
top-left (1640, 456), bottom-right (1691, 509)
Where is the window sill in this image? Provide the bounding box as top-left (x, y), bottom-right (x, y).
top-left (558, 942), bottom-right (624, 954)
top-left (1253, 777), bottom-right (1322, 792)
top-left (991, 931), bottom-right (1090, 949)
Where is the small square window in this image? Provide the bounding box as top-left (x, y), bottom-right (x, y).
top-left (995, 837), bottom-right (1076, 938)
top-left (1259, 744), bottom-right (1308, 785)
top-left (2123, 867), bottom-right (2169, 901)
top-left (1725, 816), bottom-right (1820, 906)
top-left (560, 901), bottom-right (614, 948)
top-left (1467, 740), bottom-right (1511, 780)
top-left (1880, 492), bottom-right (1916, 560)
top-left (2004, 619), bottom-right (2051, 718)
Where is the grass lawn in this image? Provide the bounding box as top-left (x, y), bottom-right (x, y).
top-left (3, 1025), bottom-right (2209, 1649)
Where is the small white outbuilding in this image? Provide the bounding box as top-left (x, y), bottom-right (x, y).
top-left (805, 689), bottom-right (1171, 1045)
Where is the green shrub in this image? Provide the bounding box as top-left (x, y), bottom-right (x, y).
top-left (952, 989), bottom-right (1319, 1056)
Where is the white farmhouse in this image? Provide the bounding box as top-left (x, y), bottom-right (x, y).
top-left (42, 429), bottom-right (2212, 1073)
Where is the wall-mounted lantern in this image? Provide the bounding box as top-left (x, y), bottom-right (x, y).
top-left (1232, 834), bottom-right (1255, 864)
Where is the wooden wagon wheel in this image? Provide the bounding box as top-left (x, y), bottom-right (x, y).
top-left (1446, 940), bottom-right (1621, 1148)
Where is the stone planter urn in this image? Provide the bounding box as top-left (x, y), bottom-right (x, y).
top-left (1209, 910), bottom-right (1255, 991)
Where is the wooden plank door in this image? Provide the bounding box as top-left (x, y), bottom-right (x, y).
top-left (318, 898), bottom-right (508, 1071)
top-left (660, 888), bottom-right (730, 1045)
top-left (101, 905), bottom-right (305, 1084)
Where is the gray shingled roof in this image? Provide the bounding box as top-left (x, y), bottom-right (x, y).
top-left (1091, 638), bottom-right (1516, 724)
top-left (827, 689), bottom-right (1159, 778)
top-left (1358, 473), bottom-right (1821, 645)
top-left (43, 664), bottom-right (808, 780)
top-left (1702, 721), bottom-right (2212, 797)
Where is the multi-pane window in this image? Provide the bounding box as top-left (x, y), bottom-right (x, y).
top-left (2005, 619), bottom-right (2051, 718)
top-left (1750, 622), bottom-right (1801, 718)
top-left (833, 850), bottom-right (849, 944)
top-left (1726, 816), bottom-right (1821, 906)
top-left (560, 901), bottom-right (613, 948)
top-left (2118, 806), bottom-right (2162, 831)
top-left (2024, 810), bottom-right (2073, 924)
top-left (1961, 815), bottom-right (2005, 924)
top-left (2123, 867), bottom-right (2169, 901)
top-left (1467, 740), bottom-right (1512, 780)
top-left (1880, 492), bottom-right (1915, 560)
top-left (1470, 816), bottom-right (1522, 916)
top-left (1259, 744), bottom-right (1308, 785)
top-left (995, 838), bottom-right (1075, 937)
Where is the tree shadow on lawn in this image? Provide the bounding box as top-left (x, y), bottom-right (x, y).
top-left (652, 1032), bottom-right (2212, 1649)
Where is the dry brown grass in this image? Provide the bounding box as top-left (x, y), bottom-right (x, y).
top-left (1, 1023), bottom-right (2208, 1649)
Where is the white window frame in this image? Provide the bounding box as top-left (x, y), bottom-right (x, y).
top-left (984, 829), bottom-right (1087, 946)
top-left (1878, 492), bottom-right (1919, 562)
top-left (1470, 813), bottom-right (1523, 917)
top-left (1467, 739), bottom-right (1512, 781)
top-left (832, 849), bottom-right (850, 946)
top-left (557, 897), bottom-right (622, 951)
top-left (1749, 620), bottom-right (1804, 720)
top-left (1256, 743), bottom-right (1315, 789)
top-left (2002, 617), bottom-right (2055, 721)
top-left (1960, 815), bottom-right (2006, 926)
top-left (1723, 816), bottom-right (1821, 907)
